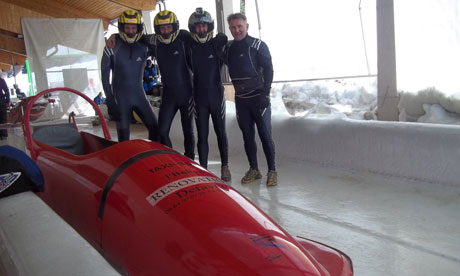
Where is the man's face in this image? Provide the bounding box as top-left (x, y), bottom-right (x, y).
top-left (229, 18), bottom-right (248, 41)
top-left (123, 24), bottom-right (137, 38)
top-left (195, 23), bottom-right (208, 38)
top-left (159, 24), bottom-right (173, 37)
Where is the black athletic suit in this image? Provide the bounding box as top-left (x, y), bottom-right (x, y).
top-left (101, 38), bottom-right (159, 142)
top-left (225, 35), bottom-right (275, 171)
top-left (188, 35), bottom-right (229, 168)
top-left (145, 32), bottom-right (195, 159)
top-left (0, 78), bottom-right (9, 138)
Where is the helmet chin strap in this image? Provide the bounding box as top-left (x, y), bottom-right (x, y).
top-left (161, 38), bottom-right (172, 44)
top-left (198, 36), bottom-right (208, 43)
top-left (192, 32), bottom-right (213, 43)
top-left (157, 33), bottom-right (173, 44)
top-left (121, 33), bottom-right (140, 43)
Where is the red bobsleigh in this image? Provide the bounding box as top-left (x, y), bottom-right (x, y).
top-left (23, 88), bottom-right (353, 276)
top-left (8, 96), bottom-right (49, 124)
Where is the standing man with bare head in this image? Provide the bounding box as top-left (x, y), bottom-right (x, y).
top-left (225, 13), bottom-right (277, 186)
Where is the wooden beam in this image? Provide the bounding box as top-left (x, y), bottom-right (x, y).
top-left (0, 50), bottom-right (27, 66)
top-left (107, 0), bottom-right (156, 11)
top-left (0, 0), bottom-right (111, 32)
top-left (1, 0), bottom-right (103, 18)
top-left (0, 1), bottom-right (48, 34)
top-left (0, 34), bottom-right (26, 56)
top-left (0, 0), bottom-right (156, 34)
top-left (0, 64), bottom-right (11, 72)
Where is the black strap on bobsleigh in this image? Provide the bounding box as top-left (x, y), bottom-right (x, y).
top-left (98, 149), bottom-right (181, 219)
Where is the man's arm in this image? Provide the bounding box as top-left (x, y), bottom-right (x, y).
top-left (257, 41), bottom-right (274, 91)
top-left (106, 34), bottom-right (118, 49)
top-left (213, 33), bottom-right (228, 62)
top-left (106, 34), bottom-right (154, 48)
top-left (222, 40), bottom-right (233, 66)
top-left (178, 30), bottom-right (193, 46)
top-left (100, 46), bottom-right (120, 120)
top-left (100, 47), bottom-right (113, 99)
top-left (256, 41), bottom-right (274, 108)
top-left (0, 79), bottom-right (9, 104)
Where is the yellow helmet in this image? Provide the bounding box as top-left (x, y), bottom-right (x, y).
top-left (118, 10), bottom-right (144, 43)
top-left (154, 10), bottom-right (179, 44)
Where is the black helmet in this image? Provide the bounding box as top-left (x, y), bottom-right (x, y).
top-left (188, 8), bottom-right (214, 43)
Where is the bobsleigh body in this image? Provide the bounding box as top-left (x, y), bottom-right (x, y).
top-left (24, 88), bottom-right (353, 276)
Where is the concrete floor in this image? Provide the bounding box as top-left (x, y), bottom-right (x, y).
top-left (1, 121), bottom-right (460, 276)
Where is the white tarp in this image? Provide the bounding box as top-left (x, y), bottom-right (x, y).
top-left (21, 18), bottom-right (105, 117)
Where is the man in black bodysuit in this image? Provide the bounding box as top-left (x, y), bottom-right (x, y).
top-left (187, 8), bottom-right (231, 181)
top-left (0, 76), bottom-right (9, 140)
top-left (101, 10), bottom-right (158, 142)
top-left (225, 13), bottom-right (277, 187)
top-left (147, 10), bottom-right (195, 159)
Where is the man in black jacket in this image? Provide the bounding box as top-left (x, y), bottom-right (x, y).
top-left (225, 13), bottom-right (277, 186)
top-left (0, 77), bottom-right (10, 139)
top-left (187, 8), bottom-right (231, 181)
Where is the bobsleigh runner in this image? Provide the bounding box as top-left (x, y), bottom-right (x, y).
top-left (2, 88), bottom-right (353, 275)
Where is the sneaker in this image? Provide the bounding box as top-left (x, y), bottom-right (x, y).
top-left (241, 168), bottom-right (262, 184)
top-left (221, 165), bottom-right (231, 182)
top-left (266, 170), bottom-right (278, 187)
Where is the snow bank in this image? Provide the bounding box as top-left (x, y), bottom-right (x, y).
top-left (273, 79), bottom-right (460, 125)
top-left (268, 115), bottom-right (460, 186)
top-left (274, 78), bottom-right (378, 120)
top-left (399, 87), bottom-right (460, 124)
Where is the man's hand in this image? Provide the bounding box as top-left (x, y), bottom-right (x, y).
top-left (260, 89), bottom-right (271, 109)
top-left (106, 97), bottom-right (120, 121)
top-left (178, 30), bottom-right (193, 44)
top-left (260, 95), bottom-right (270, 109)
top-left (106, 34), bottom-right (117, 48)
top-left (214, 33), bottom-right (228, 48)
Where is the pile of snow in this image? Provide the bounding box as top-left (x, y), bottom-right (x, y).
top-left (398, 87), bottom-right (460, 124)
top-left (270, 78), bottom-right (460, 125)
top-left (272, 77), bottom-right (377, 120)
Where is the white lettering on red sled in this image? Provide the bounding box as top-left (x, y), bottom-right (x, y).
top-left (146, 176), bottom-right (224, 206)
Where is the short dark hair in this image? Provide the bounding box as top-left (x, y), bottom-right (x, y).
top-left (227, 13), bottom-right (247, 24)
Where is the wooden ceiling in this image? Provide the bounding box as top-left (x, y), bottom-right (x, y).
top-left (0, 0), bottom-right (157, 72)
